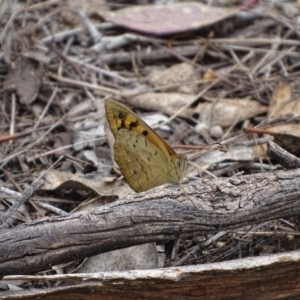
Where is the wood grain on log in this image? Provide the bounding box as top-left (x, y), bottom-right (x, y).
top-left (0, 169), bottom-right (300, 276)
top-left (4, 251), bottom-right (300, 300)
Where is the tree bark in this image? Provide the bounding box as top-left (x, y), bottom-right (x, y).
top-left (0, 169), bottom-right (300, 276)
top-left (4, 252), bottom-right (300, 300)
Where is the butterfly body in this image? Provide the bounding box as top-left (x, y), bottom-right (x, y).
top-left (105, 99), bottom-right (187, 192)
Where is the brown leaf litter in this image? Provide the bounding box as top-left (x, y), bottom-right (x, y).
top-left (1, 0), bottom-right (300, 295)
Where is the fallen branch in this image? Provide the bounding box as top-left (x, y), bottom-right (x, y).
top-left (0, 169), bottom-right (300, 276)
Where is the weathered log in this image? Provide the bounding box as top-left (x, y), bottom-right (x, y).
top-left (0, 169), bottom-right (300, 276)
top-left (4, 251), bottom-right (300, 300)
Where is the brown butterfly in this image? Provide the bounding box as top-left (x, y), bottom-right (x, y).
top-left (105, 99), bottom-right (187, 192)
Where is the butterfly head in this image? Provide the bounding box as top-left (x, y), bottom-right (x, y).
top-left (173, 154), bottom-right (188, 181)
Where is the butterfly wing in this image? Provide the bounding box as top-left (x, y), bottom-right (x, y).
top-left (105, 99), bottom-right (177, 157)
top-left (105, 99), bottom-right (187, 192)
top-left (114, 129), bottom-right (182, 192)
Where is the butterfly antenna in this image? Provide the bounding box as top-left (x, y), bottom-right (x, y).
top-left (188, 161), bottom-right (217, 179)
top-left (179, 182), bottom-right (197, 208)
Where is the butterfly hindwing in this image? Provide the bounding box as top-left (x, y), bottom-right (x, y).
top-left (114, 129), bottom-right (178, 192)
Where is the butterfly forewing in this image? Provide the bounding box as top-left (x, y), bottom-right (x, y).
top-left (105, 100), bottom-right (177, 157)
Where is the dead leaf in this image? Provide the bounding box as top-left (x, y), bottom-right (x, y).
top-left (124, 92), bottom-right (194, 117)
top-left (51, 132), bottom-right (73, 158)
top-left (41, 169), bottom-right (131, 199)
top-left (67, 0), bottom-right (108, 16)
top-left (259, 81), bottom-right (300, 156)
top-left (99, 2), bottom-right (239, 35)
top-left (148, 63), bottom-right (198, 94)
top-left (3, 56), bottom-right (42, 105)
top-left (200, 144), bottom-right (256, 165)
top-left (191, 98), bottom-right (267, 128)
top-left (247, 125), bottom-right (300, 158)
top-left (269, 81), bottom-right (296, 117)
top-left (272, 132), bottom-right (300, 156)
top-left (202, 68), bottom-right (218, 80)
top-left (72, 243), bottom-right (158, 273)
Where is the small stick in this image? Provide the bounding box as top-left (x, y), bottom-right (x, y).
top-left (267, 140), bottom-right (300, 169)
top-left (0, 181), bottom-right (43, 229)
